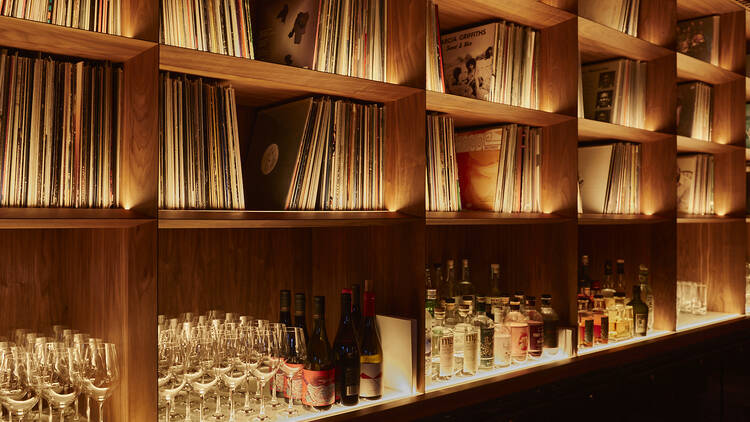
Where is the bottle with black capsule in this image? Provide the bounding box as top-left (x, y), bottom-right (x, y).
top-left (333, 289), bottom-right (361, 406)
top-left (294, 293), bottom-right (308, 341)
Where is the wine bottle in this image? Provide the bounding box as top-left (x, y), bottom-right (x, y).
top-left (333, 289), bottom-right (361, 406)
top-left (280, 290), bottom-right (292, 326)
top-left (352, 283), bottom-right (363, 331)
top-left (294, 293), bottom-right (308, 341)
top-left (359, 283), bottom-right (383, 400)
top-left (302, 296), bottom-right (335, 411)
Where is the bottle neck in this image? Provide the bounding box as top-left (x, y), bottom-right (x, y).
top-left (363, 292), bottom-right (375, 318)
top-left (340, 295), bottom-right (353, 326)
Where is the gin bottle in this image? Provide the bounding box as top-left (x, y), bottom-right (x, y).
top-left (505, 301), bottom-right (528, 362)
top-left (472, 298), bottom-right (495, 369)
top-left (457, 259), bottom-right (475, 307)
top-left (524, 296), bottom-right (544, 359)
top-left (540, 294), bottom-right (559, 355)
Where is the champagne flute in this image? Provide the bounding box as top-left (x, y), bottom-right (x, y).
top-left (267, 323), bottom-right (286, 410)
top-left (210, 320), bottom-right (231, 420)
top-left (188, 328), bottom-right (217, 422)
top-left (220, 324), bottom-right (246, 421)
top-left (280, 327), bottom-right (306, 417)
top-left (251, 330), bottom-right (281, 422)
top-left (238, 327), bottom-right (259, 416)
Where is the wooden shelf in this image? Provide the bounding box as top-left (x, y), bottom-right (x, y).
top-left (677, 0), bottom-right (743, 21)
top-left (158, 210), bottom-right (417, 229)
top-left (678, 214), bottom-right (745, 223)
top-left (578, 214), bottom-right (669, 225)
top-left (578, 119), bottom-right (672, 143)
top-left (159, 45), bottom-right (421, 106)
top-left (578, 17), bottom-right (673, 62)
top-left (426, 91), bottom-right (574, 128)
top-left (434, 0), bottom-right (575, 31)
top-left (677, 135), bottom-right (744, 154)
top-left (0, 16), bottom-right (155, 62)
top-left (0, 208), bottom-right (152, 229)
top-left (426, 211), bottom-right (570, 225)
top-left (746, 77), bottom-right (750, 101)
top-left (677, 52), bottom-right (743, 84)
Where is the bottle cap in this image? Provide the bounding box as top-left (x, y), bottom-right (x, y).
top-left (312, 296), bottom-right (325, 319)
top-left (280, 290), bottom-right (291, 310)
top-left (294, 293), bottom-right (306, 315)
top-left (594, 294), bottom-right (603, 299)
top-left (445, 298), bottom-right (455, 304)
top-left (426, 289), bottom-right (437, 299)
top-left (615, 292), bottom-right (625, 298)
top-left (592, 280), bottom-right (601, 290)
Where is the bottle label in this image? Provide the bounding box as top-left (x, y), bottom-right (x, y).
top-left (510, 324), bottom-right (528, 357)
top-left (439, 335), bottom-right (454, 377)
top-left (543, 320), bottom-right (558, 348)
top-left (585, 319), bottom-right (594, 344)
top-left (453, 325), bottom-right (465, 353)
top-left (635, 313), bottom-right (647, 335)
top-left (601, 316), bottom-right (609, 341)
top-left (302, 369), bottom-right (335, 407)
top-left (528, 321), bottom-right (543, 354)
top-left (494, 332), bottom-right (510, 365)
top-left (359, 362), bottom-right (383, 398)
top-left (336, 364), bottom-right (360, 399)
top-left (283, 364), bottom-right (304, 400)
top-left (480, 327), bottom-right (494, 359)
top-left (463, 331), bottom-right (479, 373)
top-left (273, 372), bottom-right (286, 395)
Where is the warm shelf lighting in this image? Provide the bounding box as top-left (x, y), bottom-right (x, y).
top-left (576, 330), bottom-right (671, 356)
top-left (676, 312), bottom-right (741, 331)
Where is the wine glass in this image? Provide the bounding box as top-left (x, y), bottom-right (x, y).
top-left (210, 320), bottom-right (231, 420)
top-left (71, 333), bottom-right (91, 421)
top-left (251, 330), bottom-right (281, 422)
top-left (84, 343), bottom-right (120, 422)
top-left (251, 320), bottom-right (269, 404)
top-left (181, 323), bottom-right (201, 421)
top-left (267, 323), bottom-right (286, 410)
top-left (0, 347), bottom-right (40, 421)
top-left (238, 327), bottom-right (259, 417)
top-left (45, 344), bottom-right (79, 421)
top-left (220, 324), bottom-right (246, 421)
top-left (280, 327), bottom-right (307, 417)
top-left (188, 328), bottom-right (217, 422)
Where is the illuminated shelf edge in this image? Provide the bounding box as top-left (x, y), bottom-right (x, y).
top-left (286, 388), bottom-right (415, 422)
top-left (575, 330), bottom-right (672, 356)
top-left (676, 312), bottom-right (743, 332)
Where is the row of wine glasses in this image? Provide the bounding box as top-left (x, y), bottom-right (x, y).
top-left (0, 327), bottom-right (119, 421)
top-left (158, 312), bottom-right (306, 422)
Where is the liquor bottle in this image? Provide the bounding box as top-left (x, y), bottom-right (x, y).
top-left (591, 280), bottom-right (602, 298)
top-left (359, 287), bottom-right (383, 400)
top-left (425, 265), bottom-right (433, 289)
top-left (302, 296), bottom-right (335, 410)
top-left (613, 292), bottom-right (632, 341)
top-left (294, 293), bottom-right (309, 341)
top-left (638, 265), bottom-right (654, 331)
top-left (472, 298), bottom-right (494, 369)
top-left (425, 308), bottom-right (432, 380)
top-left (437, 312), bottom-right (454, 380)
top-left (333, 289), bottom-right (361, 406)
top-left (602, 260), bottom-right (616, 309)
top-left (579, 255), bottom-right (592, 298)
top-left (352, 283), bottom-right (363, 331)
top-left (628, 285), bottom-right (649, 337)
top-left (487, 264), bottom-right (502, 317)
top-left (592, 295), bottom-right (609, 345)
top-left (493, 316), bottom-right (511, 368)
top-left (505, 301), bottom-right (529, 362)
top-left (426, 289), bottom-right (437, 318)
top-left (280, 290), bottom-right (292, 326)
top-left (431, 308), bottom-right (446, 378)
top-left (540, 294), bottom-right (559, 355)
top-left (461, 295), bottom-right (474, 318)
top-left (615, 259), bottom-right (626, 294)
top-left (514, 291), bottom-right (526, 313)
top-left (493, 294), bottom-right (511, 324)
top-left (577, 297), bottom-right (593, 348)
top-left (461, 324), bottom-right (480, 376)
top-left (434, 263), bottom-right (445, 306)
top-left (453, 302), bottom-right (471, 374)
top-left (445, 260), bottom-right (458, 304)
top-left (524, 297), bottom-right (544, 358)
top-left (457, 259), bottom-right (475, 306)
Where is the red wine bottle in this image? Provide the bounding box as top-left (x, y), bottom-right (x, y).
top-left (280, 290), bottom-right (292, 326)
top-left (302, 296), bottom-right (335, 410)
top-left (334, 289), bottom-right (361, 406)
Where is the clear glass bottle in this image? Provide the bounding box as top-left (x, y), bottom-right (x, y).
top-left (446, 260), bottom-right (458, 304)
top-left (638, 264), bottom-right (654, 332)
top-left (431, 308), bottom-right (445, 377)
top-left (540, 294), bottom-right (559, 355)
top-left (436, 309), bottom-right (454, 381)
top-left (453, 302), bottom-right (471, 375)
top-left (579, 255), bottom-right (592, 298)
top-left (592, 295), bottom-right (609, 345)
top-left (577, 297), bottom-right (593, 348)
top-left (628, 284), bottom-right (649, 337)
top-left (613, 292), bottom-right (632, 340)
top-left (472, 298), bottom-right (494, 369)
top-left (505, 301), bottom-right (529, 363)
top-left (514, 291), bottom-right (526, 313)
top-left (524, 297), bottom-right (544, 359)
top-left (461, 296), bottom-right (474, 319)
top-left (434, 263), bottom-right (445, 306)
top-left (425, 265), bottom-right (433, 289)
top-left (461, 325), bottom-right (480, 376)
top-left (602, 260), bottom-right (616, 309)
top-left (493, 294), bottom-right (511, 324)
top-left (488, 264), bottom-right (502, 312)
top-left (457, 259), bottom-right (475, 307)
top-left (493, 318), bottom-right (511, 368)
top-left (426, 289), bottom-right (437, 318)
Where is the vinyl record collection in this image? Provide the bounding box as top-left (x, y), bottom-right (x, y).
top-left (1, 0), bottom-right (121, 34)
top-left (426, 113), bottom-right (460, 212)
top-left (441, 21), bottom-right (539, 108)
top-left (426, 0), bottom-right (445, 93)
top-left (581, 58), bottom-right (646, 128)
top-left (677, 153), bottom-right (714, 215)
top-left (313, 0), bottom-right (387, 81)
top-left (245, 96), bottom-right (384, 211)
top-left (579, 0), bottom-right (640, 36)
top-left (677, 16), bottom-right (720, 65)
top-left (455, 124), bottom-right (542, 213)
top-left (677, 82), bottom-right (712, 141)
top-left (578, 143), bottom-right (641, 215)
top-left (160, 0), bottom-right (255, 58)
top-left (159, 73), bottom-right (245, 210)
top-left (0, 48), bottom-right (122, 208)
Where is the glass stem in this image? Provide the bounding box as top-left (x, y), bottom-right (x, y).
top-left (99, 401), bottom-right (104, 422)
top-left (87, 396), bottom-right (91, 421)
top-left (74, 398), bottom-right (79, 421)
top-left (200, 394), bottom-right (205, 422)
top-left (166, 399), bottom-right (171, 422)
top-left (184, 388), bottom-right (191, 421)
top-left (213, 390), bottom-right (221, 417)
top-left (60, 407), bottom-right (65, 422)
top-left (229, 388), bottom-right (235, 421)
top-left (258, 381), bottom-right (266, 418)
top-left (271, 377), bottom-right (278, 405)
top-left (243, 387), bottom-right (250, 411)
top-left (286, 374), bottom-right (295, 414)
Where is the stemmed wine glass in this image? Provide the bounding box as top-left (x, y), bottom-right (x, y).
top-left (45, 343), bottom-right (80, 421)
top-left (181, 323), bottom-right (201, 421)
top-left (267, 323), bottom-right (286, 410)
top-left (188, 328), bottom-right (217, 422)
top-left (280, 327), bottom-right (307, 417)
top-left (211, 320), bottom-right (231, 420)
top-left (159, 336), bottom-right (186, 422)
top-left (238, 327), bottom-right (259, 417)
top-left (83, 343), bottom-right (121, 422)
top-left (251, 330), bottom-right (281, 422)
top-left (220, 324), bottom-right (246, 421)
top-left (251, 321), bottom-right (269, 404)
top-left (0, 347), bottom-right (40, 421)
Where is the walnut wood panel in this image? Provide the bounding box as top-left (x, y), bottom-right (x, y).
top-left (426, 91), bottom-right (574, 128)
top-left (713, 149), bottom-right (746, 217)
top-left (0, 209), bottom-right (151, 228)
top-left (676, 0), bottom-right (743, 21)
top-left (719, 11), bottom-right (746, 75)
top-left (579, 222), bottom-right (677, 331)
top-left (578, 119), bottom-right (673, 143)
top-left (678, 222), bottom-right (746, 314)
top-left (122, 0), bottom-right (159, 41)
top-left (122, 46), bottom-right (159, 216)
top-left (158, 210), bottom-right (417, 228)
top-left (0, 227), bottom-right (156, 421)
top-left (645, 54), bottom-right (677, 133)
top-left (677, 53), bottom-right (744, 84)
top-left (0, 16), bottom-right (154, 62)
top-left (158, 223), bottom-right (425, 348)
top-left (426, 222), bottom-right (578, 325)
top-left (578, 214), bottom-right (670, 225)
top-left (426, 211), bottom-right (571, 225)
top-left (677, 136), bottom-right (746, 154)
top-left (384, 92), bottom-right (425, 217)
top-left (712, 79), bottom-right (746, 147)
top-left (641, 137), bottom-right (677, 217)
top-left (578, 17), bottom-right (674, 63)
top-left (541, 0), bottom-right (576, 13)
top-left (638, 0), bottom-right (676, 48)
top-left (539, 18), bottom-right (578, 116)
top-left (386, 0), bottom-right (425, 89)
top-left (434, 0), bottom-right (575, 31)
top-left (542, 120), bottom-right (577, 217)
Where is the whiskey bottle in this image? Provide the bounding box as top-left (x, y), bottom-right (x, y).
top-left (457, 259), bottom-right (475, 307)
top-left (472, 298), bottom-right (494, 369)
top-left (577, 297), bottom-right (593, 348)
top-left (628, 285), bottom-right (649, 337)
top-left (540, 294), bottom-right (559, 355)
top-left (638, 264), bottom-right (654, 331)
top-left (525, 297), bottom-right (544, 359)
top-left (602, 260), bottom-right (616, 309)
top-left (505, 301), bottom-right (529, 362)
top-left (592, 295), bottom-right (609, 345)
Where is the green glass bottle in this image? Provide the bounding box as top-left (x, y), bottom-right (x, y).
top-left (627, 284), bottom-right (649, 337)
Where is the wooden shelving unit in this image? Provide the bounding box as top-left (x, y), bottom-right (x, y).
top-left (0, 0), bottom-right (748, 420)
